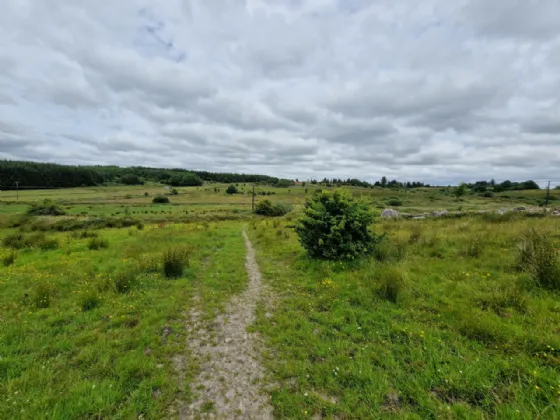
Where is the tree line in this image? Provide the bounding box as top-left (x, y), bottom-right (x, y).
top-left (306, 176), bottom-right (431, 189)
top-left (0, 160), bottom-right (278, 190)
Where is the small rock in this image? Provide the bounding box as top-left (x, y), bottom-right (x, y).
top-left (381, 209), bottom-right (399, 218)
top-left (431, 210), bottom-right (448, 217)
top-left (225, 338), bottom-right (232, 344)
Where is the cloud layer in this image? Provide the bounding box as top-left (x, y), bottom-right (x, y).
top-left (1, 0), bottom-right (559, 185)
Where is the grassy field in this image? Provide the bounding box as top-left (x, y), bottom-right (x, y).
top-left (1, 183), bottom-right (559, 419)
top-left (250, 216), bottom-right (560, 419)
top-left (0, 221), bottom-right (248, 419)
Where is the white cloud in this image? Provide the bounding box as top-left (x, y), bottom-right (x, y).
top-left (1, 0), bottom-right (559, 185)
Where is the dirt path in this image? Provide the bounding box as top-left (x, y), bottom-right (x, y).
top-left (179, 231), bottom-right (273, 419)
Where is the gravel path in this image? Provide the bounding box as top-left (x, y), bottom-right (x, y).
top-left (180, 231), bottom-right (273, 419)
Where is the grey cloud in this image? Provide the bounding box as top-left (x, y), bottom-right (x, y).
top-left (0, 0), bottom-right (559, 185)
top-left (463, 0), bottom-right (560, 40)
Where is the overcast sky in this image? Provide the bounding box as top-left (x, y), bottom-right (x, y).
top-left (1, 0), bottom-right (559, 185)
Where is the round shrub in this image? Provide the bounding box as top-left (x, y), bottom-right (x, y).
top-left (295, 191), bottom-right (382, 260)
top-left (255, 199), bottom-right (290, 217)
top-left (226, 185), bottom-right (238, 194)
top-left (386, 199), bottom-right (402, 207)
top-left (152, 195), bottom-right (170, 204)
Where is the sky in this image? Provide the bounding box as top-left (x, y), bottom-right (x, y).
top-left (1, 0), bottom-right (559, 186)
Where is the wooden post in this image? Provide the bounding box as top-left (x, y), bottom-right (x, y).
top-left (545, 181), bottom-right (551, 208)
top-left (252, 184), bottom-right (255, 212)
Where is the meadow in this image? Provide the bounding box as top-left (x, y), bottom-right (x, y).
top-left (0, 183), bottom-right (559, 419)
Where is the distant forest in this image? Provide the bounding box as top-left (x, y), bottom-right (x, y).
top-left (0, 160), bottom-right (279, 190)
top-left (0, 160), bottom-right (541, 192)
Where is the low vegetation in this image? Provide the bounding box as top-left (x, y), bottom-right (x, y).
top-left (0, 222), bottom-right (248, 419)
top-left (152, 195), bottom-right (170, 204)
top-left (255, 199), bottom-right (290, 217)
top-left (1, 177), bottom-right (559, 418)
top-left (251, 216), bottom-right (560, 419)
top-left (162, 247), bottom-right (191, 279)
top-left (26, 199), bottom-right (67, 216)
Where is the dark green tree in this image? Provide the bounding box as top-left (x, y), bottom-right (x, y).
top-left (226, 184), bottom-right (238, 194)
top-left (295, 191), bottom-right (381, 260)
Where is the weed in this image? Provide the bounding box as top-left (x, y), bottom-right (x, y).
top-left (32, 282), bottom-right (54, 309)
top-left (115, 270), bottom-right (137, 293)
top-left (408, 225), bottom-right (422, 244)
top-left (79, 231), bottom-right (98, 239)
top-left (39, 237), bottom-right (59, 251)
top-left (3, 233), bottom-right (25, 249)
top-left (376, 266), bottom-right (406, 303)
top-left (372, 238), bottom-right (405, 262)
top-left (201, 401), bottom-right (215, 413)
top-left (88, 237), bottom-right (109, 250)
top-left (2, 251), bottom-right (16, 266)
top-left (462, 235), bottom-right (485, 258)
top-left (517, 228), bottom-right (560, 290)
top-left (139, 255), bottom-right (160, 273)
top-left (162, 247), bottom-right (191, 279)
top-left (80, 291), bottom-right (101, 311)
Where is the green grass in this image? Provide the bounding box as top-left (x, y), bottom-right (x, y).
top-left (0, 222), bottom-right (248, 419)
top-left (249, 216), bottom-right (560, 419)
top-left (1, 183), bottom-right (559, 418)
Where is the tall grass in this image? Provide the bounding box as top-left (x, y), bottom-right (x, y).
top-left (88, 237), bottom-right (109, 250)
top-left (162, 247), bottom-right (191, 279)
top-left (516, 228), bottom-right (560, 290)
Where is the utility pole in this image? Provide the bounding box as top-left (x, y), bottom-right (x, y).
top-left (15, 181), bottom-right (19, 201)
top-left (252, 184), bottom-right (255, 212)
top-left (545, 181), bottom-right (551, 208)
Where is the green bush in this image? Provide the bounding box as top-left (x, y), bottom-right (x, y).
top-left (162, 247), bottom-right (191, 279)
top-left (386, 199), bottom-right (403, 207)
top-left (295, 191), bottom-right (381, 260)
top-left (255, 199), bottom-right (290, 217)
top-left (461, 235), bottom-right (485, 258)
top-left (226, 185), bottom-right (238, 194)
top-left (27, 200), bottom-right (67, 216)
top-left (114, 271), bottom-right (136, 294)
top-left (3, 233), bottom-right (26, 249)
top-left (80, 291), bottom-right (101, 311)
top-left (2, 251), bottom-right (16, 267)
top-left (2, 232), bottom-right (57, 250)
top-left (170, 188), bottom-right (179, 195)
top-left (32, 283), bottom-right (54, 309)
top-left (88, 237), bottom-right (109, 250)
top-left (517, 228), bottom-right (560, 290)
top-left (78, 231), bottom-right (98, 239)
top-left (372, 239), bottom-right (406, 262)
top-left (39, 238), bottom-right (59, 251)
top-left (376, 267), bottom-right (406, 303)
top-left (152, 195), bottom-right (170, 204)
